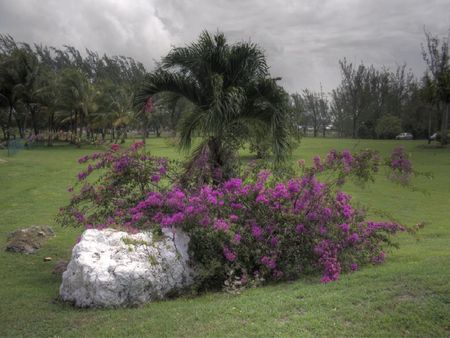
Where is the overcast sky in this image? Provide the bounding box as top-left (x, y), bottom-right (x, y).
top-left (0, 0), bottom-right (449, 92)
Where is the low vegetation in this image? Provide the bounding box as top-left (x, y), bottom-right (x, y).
top-left (1, 137), bottom-right (449, 337)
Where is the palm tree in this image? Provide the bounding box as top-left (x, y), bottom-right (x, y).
top-left (135, 31), bottom-right (291, 183)
top-left (0, 48), bottom-right (25, 143)
top-left (56, 68), bottom-right (96, 144)
top-left (92, 80), bottom-right (133, 142)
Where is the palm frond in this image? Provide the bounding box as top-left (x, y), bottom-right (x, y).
top-left (134, 71), bottom-right (204, 110)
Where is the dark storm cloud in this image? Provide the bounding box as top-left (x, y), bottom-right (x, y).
top-left (1, 0), bottom-right (449, 92)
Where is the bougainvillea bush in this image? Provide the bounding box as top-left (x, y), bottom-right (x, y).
top-left (57, 141), bottom-right (181, 231)
top-left (58, 142), bottom-right (416, 290)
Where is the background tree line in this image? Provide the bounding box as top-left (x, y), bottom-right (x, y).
top-left (0, 34), bottom-right (151, 146)
top-left (1, 29), bottom-right (449, 149)
top-left (289, 29), bottom-right (450, 145)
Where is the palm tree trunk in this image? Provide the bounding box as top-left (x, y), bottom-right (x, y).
top-left (30, 105), bottom-right (39, 135)
top-left (1, 125), bottom-right (7, 141)
top-left (15, 116), bottom-right (23, 138)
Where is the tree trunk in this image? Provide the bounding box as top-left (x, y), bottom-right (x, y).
top-left (6, 105), bottom-right (13, 146)
top-left (30, 105), bottom-right (39, 135)
top-left (142, 123), bottom-right (147, 144)
top-left (47, 113), bottom-right (54, 146)
top-left (71, 111), bottom-right (77, 143)
top-left (16, 118), bottom-right (24, 138)
top-left (142, 126), bottom-right (148, 144)
top-left (428, 108), bottom-right (432, 144)
top-left (1, 125), bottom-right (7, 141)
top-left (441, 103), bottom-right (449, 145)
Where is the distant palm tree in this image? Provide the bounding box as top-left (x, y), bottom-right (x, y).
top-left (135, 31), bottom-right (291, 183)
top-left (57, 68), bottom-right (96, 143)
top-left (0, 48), bottom-right (35, 141)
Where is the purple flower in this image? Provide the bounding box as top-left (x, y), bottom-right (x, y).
top-left (131, 212), bottom-right (144, 222)
top-left (295, 224), bottom-right (305, 234)
top-left (78, 155), bottom-right (89, 164)
top-left (323, 207), bottom-right (332, 219)
top-left (340, 223), bottom-right (350, 232)
top-left (257, 170), bottom-right (271, 184)
top-left (287, 179), bottom-right (301, 194)
top-left (200, 215), bottom-right (210, 226)
top-left (111, 144), bottom-right (120, 151)
top-left (372, 251), bottom-right (385, 264)
top-left (232, 233), bottom-right (241, 244)
top-left (313, 155), bottom-right (324, 172)
top-left (229, 214), bottom-right (239, 222)
top-left (326, 150), bottom-right (337, 165)
top-left (224, 178), bottom-right (242, 191)
top-left (223, 246), bottom-right (237, 262)
top-left (161, 212), bottom-right (185, 227)
top-left (272, 183), bottom-right (289, 199)
top-left (74, 212), bottom-right (85, 223)
top-left (256, 194), bottom-right (269, 204)
top-left (77, 171), bottom-right (87, 181)
top-left (130, 141), bottom-right (144, 151)
top-left (151, 175), bottom-right (161, 183)
top-left (342, 149), bottom-right (353, 165)
top-left (348, 233), bottom-right (360, 244)
top-left (351, 263), bottom-right (359, 271)
top-left (342, 204), bottom-right (353, 219)
top-left (230, 202), bottom-right (244, 209)
top-left (251, 225), bottom-right (263, 239)
top-left (214, 219), bottom-right (230, 232)
top-left (261, 256), bottom-right (276, 269)
top-left (270, 236), bottom-right (279, 247)
top-left (145, 192), bottom-right (163, 207)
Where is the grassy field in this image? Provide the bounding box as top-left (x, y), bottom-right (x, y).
top-left (0, 137), bottom-right (449, 337)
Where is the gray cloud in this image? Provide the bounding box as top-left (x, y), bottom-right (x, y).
top-left (1, 0), bottom-right (449, 92)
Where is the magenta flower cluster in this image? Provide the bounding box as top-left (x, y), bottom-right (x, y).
top-left (60, 145), bottom-right (410, 287)
top-left (57, 141), bottom-right (174, 232)
top-left (107, 149), bottom-right (404, 283)
top-left (388, 146), bottom-right (413, 185)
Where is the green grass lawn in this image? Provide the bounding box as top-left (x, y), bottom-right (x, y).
top-left (0, 137), bottom-right (449, 337)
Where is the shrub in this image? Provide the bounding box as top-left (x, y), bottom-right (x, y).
top-left (375, 114), bottom-right (402, 139)
top-left (59, 142), bottom-right (416, 290)
top-left (57, 141), bottom-right (181, 230)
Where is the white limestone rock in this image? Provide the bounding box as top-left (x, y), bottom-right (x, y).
top-left (60, 228), bottom-right (194, 308)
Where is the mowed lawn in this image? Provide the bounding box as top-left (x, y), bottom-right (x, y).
top-left (0, 137), bottom-right (449, 337)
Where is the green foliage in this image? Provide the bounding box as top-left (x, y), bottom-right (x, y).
top-left (0, 34), bottom-right (147, 145)
top-left (135, 31), bottom-right (293, 178)
top-left (375, 114), bottom-right (403, 139)
top-left (421, 30), bottom-right (450, 145)
top-left (331, 60), bottom-right (429, 139)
